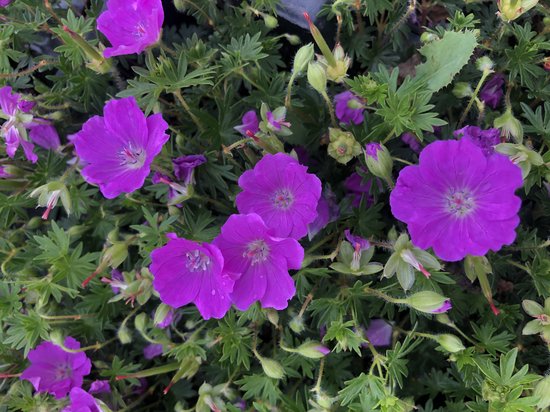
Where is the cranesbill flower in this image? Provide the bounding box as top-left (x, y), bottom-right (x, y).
top-left (61, 388), bottom-right (100, 412)
top-left (0, 86), bottom-right (37, 163)
top-left (236, 153), bottom-right (321, 239)
top-left (73, 96), bottom-right (169, 199)
top-left (390, 139), bottom-right (522, 262)
top-left (365, 319), bottom-right (393, 347)
top-left (0, 0), bottom-right (12, 7)
top-left (344, 229), bottom-right (370, 271)
top-left (20, 336), bottom-right (91, 399)
top-left (97, 0), bottom-right (164, 58)
top-left (308, 188), bottom-right (338, 240)
top-left (266, 110), bottom-right (290, 131)
top-left (235, 110), bottom-right (259, 136)
top-left (454, 126), bottom-right (500, 156)
top-left (173, 154), bottom-right (206, 186)
top-left (28, 120), bottom-right (61, 150)
top-left (214, 213), bottom-right (304, 311)
top-left (89, 380), bottom-right (111, 394)
top-left (401, 132), bottom-right (422, 153)
top-left (150, 234), bottom-right (234, 319)
top-left (479, 73), bottom-right (505, 109)
top-left (0, 165), bottom-right (11, 178)
top-left (334, 91), bottom-right (364, 125)
top-left (344, 171), bottom-right (373, 208)
top-left (143, 343), bottom-right (163, 360)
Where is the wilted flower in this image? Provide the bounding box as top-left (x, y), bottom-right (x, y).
top-left (495, 142), bottom-right (544, 179)
top-left (365, 319), bottom-right (393, 347)
top-left (0, 0), bottom-right (13, 7)
top-left (173, 154), bottom-right (206, 186)
top-left (479, 74), bottom-right (505, 109)
top-left (61, 388), bottom-right (100, 412)
top-left (28, 120), bottom-right (61, 151)
top-left (0, 165), bottom-right (11, 178)
top-left (266, 109), bottom-right (290, 131)
top-left (334, 91), bottom-right (364, 125)
top-left (327, 128), bottom-right (362, 165)
top-left (73, 96), bottom-right (169, 199)
top-left (308, 188), bottom-right (338, 240)
top-left (390, 139), bottom-right (523, 262)
top-left (150, 234), bottom-right (234, 319)
top-left (234, 110), bottom-right (259, 136)
top-left (454, 126), bottom-right (500, 156)
top-left (214, 213), bottom-right (304, 311)
top-left (20, 337), bottom-right (91, 399)
top-left (344, 171), bottom-right (373, 208)
top-left (401, 133), bottom-right (422, 153)
top-left (143, 343), bottom-right (164, 360)
top-left (494, 107), bottom-right (523, 143)
top-left (89, 380), bottom-right (111, 394)
top-left (236, 153), bottom-right (321, 239)
top-left (97, 0), bottom-right (164, 58)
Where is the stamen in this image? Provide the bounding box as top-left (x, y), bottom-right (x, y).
top-left (244, 240), bottom-right (270, 265)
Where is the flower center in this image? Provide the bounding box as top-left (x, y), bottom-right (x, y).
top-left (243, 240), bottom-right (269, 265)
top-left (135, 22), bottom-right (147, 38)
top-left (185, 249), bottom-right (211, 272)
top-left (118, 145), bottom-right (146, 169)
top-left (445, 189), bottom-right (475, 217)
top-left (55, 364), bottom-right (72, 380)
top-left (272, 189), bottom-right (294, 210)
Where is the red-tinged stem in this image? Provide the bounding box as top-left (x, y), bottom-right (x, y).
top-left (0, 373), bottom-right (21, 378)
top-left (245, 130), bottom-right (260, 142)
top-left (418, 264), bottom-right (431, 278)
top-left (163, 380), bottom-right (175, 395)
top-left (490, 301), bottom-right (500, 316)
top-left (81, 269), bottom-right (100, 287)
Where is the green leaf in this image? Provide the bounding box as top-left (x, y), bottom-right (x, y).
top-left (414, 30), bottom-right (478, 93)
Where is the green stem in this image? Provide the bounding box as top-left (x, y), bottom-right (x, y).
top-left (458, 70), bottom-right (491, 127)
top-left (285, 72), bottom-right (298, 109)
top-left (116, 362), bottom-right (180, 380)
top-left (61, 337), bottom-right (117, 353)
top-left (173, 90), bottom-right (205, 132)
top-left (321, 91), bottom-right (337, 127)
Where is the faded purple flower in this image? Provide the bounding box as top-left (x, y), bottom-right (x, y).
top-left (73, 96), bottom-right (169, 199)
top-left (266, 110), bottom-right (290, 131)
top-left (365, 319), bottom-right (392, 347)
top-left (334, 91), bottom-right (364, 125)
top-left (365, 142), bottom-right (382, 160)
top-left (20, 336), bottom-right (92, 399)
top-left (344, 172), bottom-right (373, 208)
top-left (454, 126), bottom-right (500, 157)
top-left (104, 269), bottom-right (125, 294)
top-left (234, 110), bottom-right (259, 136)
top-left (236, 153), bottom-right (321, 239)
top-left (432, 299), bottom-right (452, 313)
top-left (0, 0), bottom-right (13, 7)
top-left (401, 132), bottom-right (421, 153)
top-left (214, 213), bottom-right (304, 311)
top-left (390, 139), bottom-right (523, 261)
top-left (89, 380), bottom-right (111, 394)
top-left (307, 189), bottom-right (338, 240)
top-left (150, 234), bottom-right (234, 319)
top-left (28, 120), bottom-right (61, 150)
top-left (143, 343), bottom-right (163, 360)
top-left (173, 154), bottom-right (206, 186)
top-left (154, 307), bottom-right (174, 329)
top-left (480, 74), bottom-right (505, 109)
top-left (344, 229), bottom-right (370, 251)
top-left (97, 0), bottom-right (164, 58)
top-left (0, 165), bottom-right (11, 178)
top-left (0, 86), bottom-right (37, 163)
top-left (61, 388), bottom-right (100, 412)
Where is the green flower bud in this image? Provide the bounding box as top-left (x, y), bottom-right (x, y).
top-left (154, 303), bottom-right (173, 328)
top-left (307, 61), bottom-right (327, 93)
top-left (402, 291), bottom-right (452, 314)
top-left (103, 242), bottom-right (129, 269)
top-left (476, 56), bottom-right (494, 73)
top-left (494, 108), bottom-right (523, 143)
top-left (49, 330), bottom-right (65, 347)
top-left (495, 143), bottom-right (543, 178)
top-left (263, 14), bottom-right (278, 29)
top-left (258, 356), bottom-right (285, 379)
top-left (453, 82), bottom-right (473, 98)
top-left (315, 390), bottom-right (335, 409)
top-left (293, 43), bottom-right (314, 74)
top-left (434, 334), bottom-right (465, 353)
top-left (294, 341), bottom-right (330, 359)
top-left (26, 216), bottom-right (43, 230)
top-left (285, 34), bottom-right (301, 46)
top-left (265, 308), bottom-right (279, 326)
top-left (327, 128), bottom-right (362, 165)
top-left (364, 143), bottom-right (393, 183)
top-left (534, 375), bottom-right (550, 410)
top-left (289, 316), bottom-right (305, 334)
top-left (117, 324), bottom-right (132, 344)
top-left (420, 32), bottom-right (438, 43)
top-left (522, 300), bottom-right (544, 317)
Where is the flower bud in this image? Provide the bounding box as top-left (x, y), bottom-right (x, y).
top-left (263, 14), bottom-right (278, 28)
top-left (494, 108), bottom-right (523, 143)
top-left (258, 356), bottom-right (285, 379)
top-left (26, 216), bottom-right (43, 230)
top-left (420, 32), bottom-right (438, 43)
top-left (495, 143), bottom-right (543, 179)
top-left (327, 128), bottom-right (362, 165)
top-left (117, 324), bottom-right (132, 344)
top-left (294, 341), bottom-right (330, 359)
top-left (293, 43), bottom-right (314, 74)
top-left (534, 375), bottom-right (550, 410)
top-left (476, 56), bottom-right (494, 73)
top-left (289, 316), bottom-right (305, 334)
top-left (435, 313), bottom-right (454, 326)
top-left (307, 62), bottom-right (327, 93)
top-left (364, 142), bottom-right (393, 182)
top-left (453, 82), bottom-right (473, 98)
top-left (265, 308), bottom-right (279, 326)
top-left (497, 0), bottom-right (539, 22)
top-left (522, 300), bottom-right (544, 317)
top-left (49, 330), bottom-right (65, 347)
top-left (103, 242), bottom-right (129, 269)
top-left (402, 291), bottom-right (452, 314)
top-left (434, 334), bottom-right (465, 353)
top-left (284, 34), bottom-right (301, 46)
top-left (324, 43), bottom-right (351, 83)
top-left (154, 303), bottom-right (174, 328)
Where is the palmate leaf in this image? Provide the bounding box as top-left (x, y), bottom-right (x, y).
top-left (414, 30), bottom-right (478, 93)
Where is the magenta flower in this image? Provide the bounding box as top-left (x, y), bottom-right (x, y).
top-left (236, 153), bottom-right (321, 239)
top-left (61, 388), bottom-right (100, 412)
top-left (365, 142), bottom-right (382, 160)
top-left (479, 74), bottom-right (504, 109)
top-left (0, 165), bottom-right (11, 178)
top-left (401, 132), bottom-right (421, 153)
top-left (28, 120), bottom-right (61, 150)
top-left (365, 319), bottom-right (392, 347)
top-left (173, 154), bottom-right (207, 186)
top-left (89, 380), bottom-right (111, 394)
top-left (0, 0), bottom-right (12, 7)
top-left (344, 229), bottom-right (370, 251)
top-left (154, 307), bottom-right (174, 329)
top-left (150, 234), bottom-right (234, 319)
top-left (73, 97), bottom-right (169, 199)
top-left (235, 110), bottom-right (259, 136)
top-left (454, 126), bottom-right (500, 157)
top-left (266, 111), bottom-right (290, 131)
top-left (20, 336), bottom-right (92, 399)
top-left (432, 300), bottom-right (452, 313)
top-left (97, 0), bottom-right (164, 58)
top-left (334, 91), bottom-right (364, 125)
top-left (214, 213), bottom-right (304, 311)
top-left (0, 86), bottom-right (37, 163)
top-left (390, 139), bottom-right (523, 262)
top-left (308, 189), bottom-right (338, 240)
top-left (344, 172), bottom-right (373, 208)
top-left (143, 343), bottom-right (163, 360)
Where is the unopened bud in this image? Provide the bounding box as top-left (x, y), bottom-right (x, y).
top-left (265, 309), bottom-right (279, 326)
top-left (476, 56), bottom-right (494, 73)
top-left (534, 375), bottom-right (550, 410)
top-left (258, 356), bottom-right (285, 379)
top-left (420, 32), bottom-right (438, 43)
top-left (284, 34), bottom-right (301, 45)
top-left (293, 43), bottom-right (314, 74)
top-left (434, 334), bottom-right (465, 353)
top-left (263, 14), bottom-right (278, 29)
top-left (402, 291), bottom-right (452, 314)
top-left (118, 324), bottom-right (132, 344)
top-left (294, 341), bottom-right (330, 359)
top-left (289, 316), bottom-right (305, 334)
top-left (494, 108), bottom-right (523, 143)
top-left (327, 128), bottom-right (362, 165)
top-left (49, 330), bottom-right (65, 347)
top-left (364, 142), bottom-right (393, 182)
top-left (453, 82), bottom-right (473, 98)
top-left (307, 62), bottom-right (327, 93)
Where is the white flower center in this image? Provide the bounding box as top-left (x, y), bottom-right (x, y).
top-left (55, 364), bottom-right (72, 380)
top-left (272, 189), bottom-right (294, 210)
top-left (118, 144), bottom-right (146, 169)
top-left (445, 189), bottom-right (475, 217)
top-left (185, 249), bottom-right (211, 272)
top-left (243, 240), bottom-right (269, 265)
